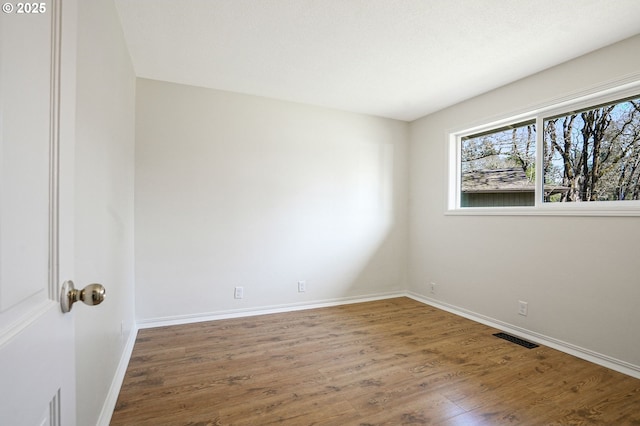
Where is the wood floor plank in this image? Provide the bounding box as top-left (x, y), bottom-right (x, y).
top-left (111, 297), bottom-right (640, 425)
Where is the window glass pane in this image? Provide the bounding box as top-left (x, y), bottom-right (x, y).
top-left (543, 96), bottom-right (640, 202)
top-left (460, 122), bottom-right (536, 207)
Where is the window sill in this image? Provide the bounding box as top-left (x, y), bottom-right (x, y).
top-left (446, 206), bottom-right (640, 217)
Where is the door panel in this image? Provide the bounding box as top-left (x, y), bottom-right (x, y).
top-left (0, 0), bottom-right (51, 313)
top-left (0, 0), bottom-right (77, 424)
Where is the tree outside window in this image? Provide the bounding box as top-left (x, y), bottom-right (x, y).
top-left (543, 96), bottom-right (640, 202)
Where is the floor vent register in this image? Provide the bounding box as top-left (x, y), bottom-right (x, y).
top-left (493, 332), bottom-right (539, 349)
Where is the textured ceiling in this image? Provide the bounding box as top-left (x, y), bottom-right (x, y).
top-left (114, 0), bottom-right (640, 121)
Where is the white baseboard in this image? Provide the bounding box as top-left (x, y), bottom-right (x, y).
top-left (137, 291), bottom-right (405, 329)
top-left (97, 324), bottom-right (139, 426)
top-left (406, 291), bottom-right (640, 380)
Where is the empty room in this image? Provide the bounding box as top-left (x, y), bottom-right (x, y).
top-left (1, 1), bottom-right (640, 425)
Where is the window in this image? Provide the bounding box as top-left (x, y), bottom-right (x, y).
top-left (449, 83), bottom-right (640, 215)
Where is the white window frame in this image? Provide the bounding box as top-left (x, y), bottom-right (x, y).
top-left (447, 79), bottom-right (640, 216)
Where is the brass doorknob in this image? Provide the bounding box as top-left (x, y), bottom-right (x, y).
top-left (60, 280), bottom-right (106, 313)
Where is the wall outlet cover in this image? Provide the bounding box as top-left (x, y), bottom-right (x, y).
top-left (234, 286), bottom-right (244, 299)
top-left (518, 300), bottom-right (528, 316)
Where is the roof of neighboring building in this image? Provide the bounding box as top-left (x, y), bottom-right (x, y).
top-left (462, 168), bottom-right (569, 194)
top-left (462, 168), bottom-right (534, 193)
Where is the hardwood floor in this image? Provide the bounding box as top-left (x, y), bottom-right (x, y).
top-left (111, 297), bottom-right (640, 425)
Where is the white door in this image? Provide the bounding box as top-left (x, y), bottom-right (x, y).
top-left (0, 1), bottom-right (79, 424)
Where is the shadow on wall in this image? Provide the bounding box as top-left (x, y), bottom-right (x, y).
top-left (303, 142), bottom-right (404, 298)
top-left (237, 141), bottom-right (402, 301)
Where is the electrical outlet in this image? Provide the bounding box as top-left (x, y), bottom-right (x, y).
top-left (298, 280), bottom-right (306, 293)
top-left (430, 282), bottom-right (436, 294)
top-left (234, 286), bottom-right (244, 299)
top-left (518, 300), bottom-right (528, 316)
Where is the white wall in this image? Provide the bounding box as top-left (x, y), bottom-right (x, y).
top-left (74, 0), bottom-right (136, 424)
top-left (135, 79), bottom-right (408, 322)
top-left (409, 35), bottom-right (640, 369)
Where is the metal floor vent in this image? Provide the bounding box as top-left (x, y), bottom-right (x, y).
top-left (493, 332), bottom-right (539, 349)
